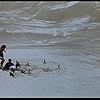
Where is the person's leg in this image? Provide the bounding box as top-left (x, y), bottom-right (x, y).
top-left (0, 58), bottom-right (5, 68)
top-left (10, 71), bottom-right (14, 77)
top-left (12, 69), bottom-right (15, 73)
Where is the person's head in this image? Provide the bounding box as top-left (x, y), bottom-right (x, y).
top-left (16, 60), bottom-right (19, 64)
top-left (8, 59), bottom-right (12, 63)
top-left (1, 45), bottom-right (6, 50)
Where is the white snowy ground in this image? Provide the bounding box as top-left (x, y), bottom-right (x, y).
top-left (0, 47), bottom-right (100, 97)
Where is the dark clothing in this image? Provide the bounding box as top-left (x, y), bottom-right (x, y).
top-left (16, 62), bottom-right (21, 69)
top-left (3, 62), bottom-right (14, 71)
top-left (0, 48), bottom-right (4, 58)
top-left (0, 48), bottom-right (5, 67)
top-left (10, 68), bottom-right (16, 73)
top-left (10, 71), bottom-right (14, 77)
top-left (0, 57), bottom-right (5, 68)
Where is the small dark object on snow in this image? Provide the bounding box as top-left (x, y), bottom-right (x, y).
top-left (21, 69), bottom-right (26, 74)
top-left (43, 60), bottom-right (46, 64)
top-left (28, 68), bottom-right (31, 75)
top-left (26, 62), bottom-right (30, 66)
top-left (10, 72), bottom-right (14, 77)
top-left (58, 64), bottom-right (61, 69)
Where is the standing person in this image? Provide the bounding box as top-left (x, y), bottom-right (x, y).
top-left (0, 45), bottom-right (6, 68)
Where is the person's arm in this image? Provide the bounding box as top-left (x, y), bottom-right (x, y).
top-left (11, 63), bottom-right (14, 66)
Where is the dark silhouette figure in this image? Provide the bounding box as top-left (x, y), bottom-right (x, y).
top-left (3, 59), bottom-right (14, 71)
top-left (43, 60), bottom-right (46, 64)
top-left (0, 45), bottom-right (6, 68)
top-left (16, 60), bottom-right (21, 70)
